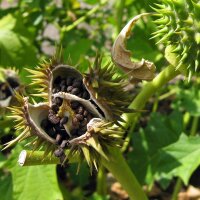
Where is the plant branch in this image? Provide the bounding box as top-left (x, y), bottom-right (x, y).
top-left (61, 1), bottom-right (107, 33)
top-left (122, 65), bottom-right (180, 150)
top-left (102, 148), bottom-right (148, 200)
top-left (18, 150), bottom-right (78, 166)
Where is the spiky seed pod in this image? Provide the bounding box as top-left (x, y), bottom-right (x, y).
top-left (5, 52), bottom-right (133, 170)
top-left (152, 0), bottom-right (200, 79)
top-left (0, 68), bottom-right (21, 108)
top-left (84, 56), bottom-right (135, 124)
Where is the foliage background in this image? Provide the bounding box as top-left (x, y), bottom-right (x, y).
top-left (0, 0), bottom-right (200, 199)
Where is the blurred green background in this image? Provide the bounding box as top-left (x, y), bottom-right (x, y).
top-left (1, 0), bottom-right (200, 200)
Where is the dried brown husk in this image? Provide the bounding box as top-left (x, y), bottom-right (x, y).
top-left (111, 13), bottom-right (156, 83)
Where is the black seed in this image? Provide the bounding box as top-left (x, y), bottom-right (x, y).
top-left (55, 97), bottom-right (63, 106)
top-left (75, 114), bottom-right (83, 121)
top-left (80, 118), bottom-right (87, 127)
top-left (66, 77), bottom-right (74, 86)
top-left (76, 106), bottom-right (84, 114)
top-left (67, 86), bottom-right (73, 92)
top-left (77, 129), bottom-right (85, 136)
top-left (40, 119), bottom-right (48, 129)
top-left (71, 101), bottom-right (79, 109)
top-left (60, 116), bottom-right (68, 125)
top-left (53, 87), bottom-right (60, 93)
top-left (7, 77), bottom-right (19, 88)
top-left (83, 110), bottom-right (88, 117)
top-left (60, 79), bottom-right (66, 86)
top-left (56, 134), bottom-right (62, 144)
top-left (82, 90), bottom-right (90, 99)
top-left (52, 88), bottom-right (57, 93)
top-left (54, 148), bottom-right (64, 157)
top-left (51, 104), bottom-right (59, 113)
top-left (72, 80), bottom-right (82, 88)
top-left (72, 117), bottom-right (80, 128)
top-left (61, 85), bottom-right (67, 92)
top-left (71, 88), bottom-right (80, 95)
top-left (48, 113), bottom-right (60, 124)
top-left (87, 114), bottom-right (93, 122)
top-left (54, 76), bottom-right (61, 85)
top-left (46, 127), bottom-right (56, 137)
top-left (60, 140), bottom-right (68, 148)
top-left (76, 93), bottom-right (82, 98)
top-left (70, 129), bottom-right (78, 136)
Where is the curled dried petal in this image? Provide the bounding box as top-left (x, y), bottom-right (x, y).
top-left (111, 13), bottom-right (156, 82)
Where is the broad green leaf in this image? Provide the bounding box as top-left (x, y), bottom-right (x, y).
top-left (0, 14), bottom-right (37, 68)
top-left (152, 134), bottom-right (200, 185)
top-left (0, 173), bottom-right (13, 200)
top-left (6, 146), bottom-right (63, 200)
top-left (127, 111), bottom-right (183, 185)
top-left (172, 86), bottom-right (200, 116)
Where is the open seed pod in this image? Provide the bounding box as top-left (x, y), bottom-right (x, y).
top-left (5, 51), bottom-right (134, 170)
top-left (0, 68), bottom-right (21, 109)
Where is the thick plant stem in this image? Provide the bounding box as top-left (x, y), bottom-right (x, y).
top-left (122, 65), bottom-right (180, 150)
top-left (102, 148), bottom-right (148, 200)
top-left (18, 150), bottom-right (78, 166)
top-left (171, 178), bottom-right (182, 200)
top-left (123, 65), bottom-right (180, 125)
top-left (96, 167), bottom-right (107, 196)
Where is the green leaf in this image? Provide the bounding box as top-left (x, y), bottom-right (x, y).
top-left (172, 86), bottom-right (200, 116)
top-left (6, 146), bottom-right (63, 200)
top-left (0, 173), bottom-right (13, 200)
top-left (152, 134), bottom-right (200, 185)
top-left (0, 14), bottom-right (37, 68)
top-left (127, 111), bottom-right (183, 185)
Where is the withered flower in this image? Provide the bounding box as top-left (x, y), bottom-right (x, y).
top-left (112, 13), bottom-right (156, 83)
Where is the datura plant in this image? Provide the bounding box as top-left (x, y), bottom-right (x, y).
top-left (152, 0), bottom-right (200, 80)
top-left (0, 68), bottom-right (20, 109)
top-left (3, 13), bottom-right (155, 172)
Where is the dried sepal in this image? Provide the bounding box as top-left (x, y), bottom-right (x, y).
top-left (111, 13), bottom-right (156, 82)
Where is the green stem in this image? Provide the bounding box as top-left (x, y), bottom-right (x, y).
top-left (96, 166), bottom-right (107, 196)
top-left (190, 116), bottom-right (199, 136)
top-left (102, 148), bottom-right (148, 200)
top-left (121, 65), bottom-right (180, 150)
top-left (124, 65), bottom-right (180, 125)
top-left (61, 1), bottom-right (107, 33)
top-left (18, 150), bottom-right (78, 166)
top-left (171, 178), bottom-right (182, 200)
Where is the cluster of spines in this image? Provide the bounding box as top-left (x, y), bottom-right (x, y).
top-left (67, 121), bottom-right (124, 171)
top-left (84, 55), bottom-right (134, 123)
top-left (152, 0), bottom-right (200, 78)
top-left (26, 48), bottom-right (63, 102)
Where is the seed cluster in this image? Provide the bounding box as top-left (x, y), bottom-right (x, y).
top-left (52, 76), bottom-right (90, 99)
top-left (40, 76), bottom-right (94, 159)
top-left (0, 77), bottom-right (19, 100)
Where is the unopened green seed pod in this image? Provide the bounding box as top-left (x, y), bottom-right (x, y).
top-left (152, 0), bottom-right (200, 80)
